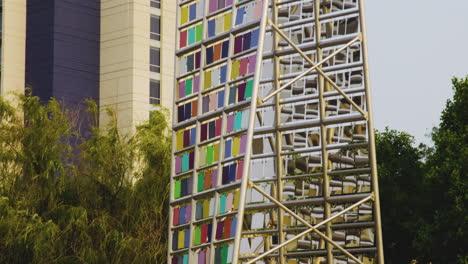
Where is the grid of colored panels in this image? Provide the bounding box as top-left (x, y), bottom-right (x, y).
top-left (171, 0), bottom-right (266, 263)
top-left (171, 0), bottom-right (382, 263)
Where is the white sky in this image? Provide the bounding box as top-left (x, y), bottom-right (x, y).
top-left (365, 0), bottom-right (468, 144)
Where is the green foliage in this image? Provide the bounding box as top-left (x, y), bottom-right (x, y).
top-left (1, 76), bottom-right (466, 263)
top-left (0, 93), bottom-right (171, 263)
top-left (417, 76), bottom-right (468, 263)
top-left (376, 76), bottom-right (468, 264)
top-left (376, 128), bottom-right (429, 263)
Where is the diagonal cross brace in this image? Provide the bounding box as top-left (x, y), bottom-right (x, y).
top-left (260, 21), bottom-right (367, 120)
top-left (245, 180), bottom-right (374, 264)
top-left (260, 33), bottom-right (361, 104)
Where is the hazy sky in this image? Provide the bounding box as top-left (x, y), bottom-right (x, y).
top-left (364, 0), bottom-right (468, 144)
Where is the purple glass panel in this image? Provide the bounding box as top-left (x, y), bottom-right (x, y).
top-left (249, 54), bottom-right (257, 73)
top-left (179, 81), bottom-right (186, 99)
top-left (243, 32), bottom-right (251, 51)
top-left (240, 135), bottom-right (247, 154)
top-left (175, 156), bottom-right (182, 174)
top-left (212, 168), bottom-right (218, 187)
top-left (234, 36), bottom-right (243, 54)
top-left (194, 75), bottom-right (200, 93)
top-left (209, 0), bottom-right (217, 13)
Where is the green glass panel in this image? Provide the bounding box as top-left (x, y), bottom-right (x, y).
top-left (198, 172), bottom-right (205, 192)
top-left (188, 27), bottom-right (196, 45)
top-left (194, 226), bottom-right (201, 245)
top-left (174, 180), bottom-right (181, 199)
top-left (206, 146), bottom-right (214, 164)
top-left (221, 245), bottom-right (228, 264)
top-left (182, 154), bottom-right (189, 172)
top-left (196, 24), bottom-right (203, 42)
top-left (234, 112), bottom-right (242, 130)
top-left (220, 194), bottom-right (226, 214)
top-left (245, 80), bottom-right (253, 99)
top-left (186, 78), bottom-right (193, 95)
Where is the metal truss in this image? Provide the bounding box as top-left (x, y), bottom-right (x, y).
top-left (232, 1), bottom-right (383, 263)
top-left (245, 180), bottom-right (374, 264)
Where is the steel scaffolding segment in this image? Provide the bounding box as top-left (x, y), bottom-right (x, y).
top-left (169, 0), bottom-right (384, 263)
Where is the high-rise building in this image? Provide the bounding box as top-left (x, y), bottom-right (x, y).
top-left (1, 0), bottom-right (176, 133)
top-left (0, 0), bottom-right (26, 102)
top-left (169, 0), bottom-right (384, 263)
top-left (100, 0), bottom-right (176, 132)
top-left (25, 0), bottom-right (100, 108)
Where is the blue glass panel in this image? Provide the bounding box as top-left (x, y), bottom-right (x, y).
top-left (222, 40), bottom-right (229, 58)
top-left (229, 163), bottom-right (236, 182)
top-left (218, 90), bottom-right (225, 108)
top-left (190, 127), bottom-right (197, 145)
top-left (208, 20), bottom-right (216, 37)
top-left (231, 217), bottom-right (237, 236)
top-left (206, 46), bottom-right (214, 64)
top-left (220, 65), bottom-right (227, 83)
top-left (235, 7), bottom-right (245, 25)
top-left (251, 28), bottom-right (259, 48)
top-left (189, 4), bottom-right (197, 21)
top-left (225, 139), bottom-right (232, 158)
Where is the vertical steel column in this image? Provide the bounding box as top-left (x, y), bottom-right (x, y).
top-left (271, 0), bottom-right (285, 263)
top-left (167, 0), bottom-right (181, 261)
top-left (205, 1), bottom-right (218, 262)
top-left (314, 0), bottom-right (333, 263)
top-left (232, 1), bottom-right (270, 263)
top-left (358, 0), bottom-right (385, 262)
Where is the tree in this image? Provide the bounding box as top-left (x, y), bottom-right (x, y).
top-left (0, 93), bottom-right (171, 263)
top-left (376, 76), bottom-right (468, 264)
top-left (417, 76), bottom-right (468, 263)
top-left (375, 128), bottom-right (429, 263)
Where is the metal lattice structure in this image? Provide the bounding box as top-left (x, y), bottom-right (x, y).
top-left (169, 0), bottom-right (384, 263)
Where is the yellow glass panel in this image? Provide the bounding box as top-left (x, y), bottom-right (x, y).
top-left (176, 131), bottom-right (184, 150)
top-left (180, 7), bottom-right (189, 25)
top-left (223, 13), bottom-right (232, 31)
top-left (203, 200), bottom-right (210, 218)
top-left (232, 137), bottom-right (240, 156)
top-left (199, 147), bottom-right (206, 166)
top-left (178, 230), bottom-right (184, 249)
top-left (213, 143), bottom-right (220, 162)
top-left (205, 71), bottom-right (212, 90)
top-left (231, 60), bottom-right (240, 79)
top-left (233, 191), bottom-right (239, 210)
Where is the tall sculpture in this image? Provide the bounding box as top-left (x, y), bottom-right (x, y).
top-left (169, 0), bottom-right (384, 263)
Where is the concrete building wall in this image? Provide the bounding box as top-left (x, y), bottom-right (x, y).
top-left (1, 0), bottom-right (26, 103)
top-left (100, 0), bottom-right (175, 134)
top-left (159, 0), bottom-right (176, 113)
top-left (100, 0), bottom-right (150, 133)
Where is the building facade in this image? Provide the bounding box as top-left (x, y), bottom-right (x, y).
top-left (0, 0), bottom-right (26, 102)
top-left (169, 0), bottom-right (384, 263)
top-left (1, 0), bottom-right (176, 132)
top-left (100, 0), bottom-right (176, 132)
top-left (25, 0), bottom-right (100, 108)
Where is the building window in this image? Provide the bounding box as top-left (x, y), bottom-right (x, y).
top-left (150, 80), bottom-right (161, 105)
top-left (151, 15), bottom-right (160, 41)
top-left (151, 0), bottom-right (160, 8)
top-left (150, 47), bottom-right (160, 73)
